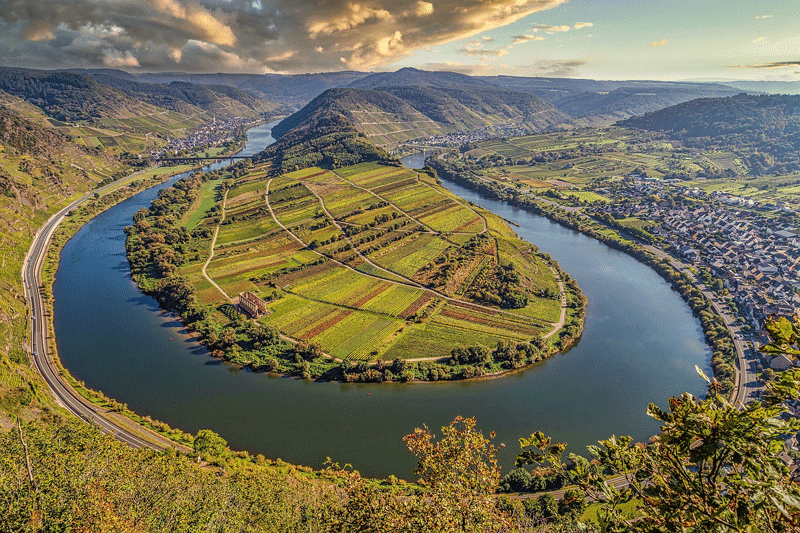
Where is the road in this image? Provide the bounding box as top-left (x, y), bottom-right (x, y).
top-left (22, 169), bottom-right (189, 452)
top-left (641, 244), bottom-right (761, 406)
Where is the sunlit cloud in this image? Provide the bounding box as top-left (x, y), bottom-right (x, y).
top-left (754, 15), bottom-right (773, 19)
top-left (573, 22), bottom-right (593, 30)
top-left (513, 34), bottom-right (545, 44)
top-left (752, 37), bottom-right (765, 43)
top-left (0, 0), bottom-right (567, 73)
top-left (530, 59), bottom-right (585, 76)
top-left (648, 39), bottom-right (668, 47)
top-left (459, 47), bottom-right (509, 57)
top-left (532, 23), bottom-right (571, 33)
top-left (102, 49), bottom-right (140, 68)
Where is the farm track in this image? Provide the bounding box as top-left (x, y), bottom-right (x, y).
top-left (542, 266), bottom-right (567, 340)
top-left (329, 169), bottom-right (440, 236)
top-left (331, 169), bottom-right (487, 245)
top-left (201, 188), bottom-right (233, 303)
top-left (303, 182), bottom-right (427, 291)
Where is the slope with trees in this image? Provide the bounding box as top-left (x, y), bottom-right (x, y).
top-left (620, 93), bottom-right (800, 174)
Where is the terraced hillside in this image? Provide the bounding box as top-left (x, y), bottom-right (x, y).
top-left (130, 161), bottom-right (581, 368)
top-left (272, 86), bottom-right (570, 148)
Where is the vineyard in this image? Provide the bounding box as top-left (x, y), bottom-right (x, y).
top-left (176, 161), bottom-right (563, 361)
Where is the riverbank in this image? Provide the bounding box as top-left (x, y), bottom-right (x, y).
top-left (39, 166), bottom-right (202, 447)
top-left (430, 159), bottom-right (734, 396)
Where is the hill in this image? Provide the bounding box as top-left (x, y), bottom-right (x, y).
top-left (86, 75), bottom-right (275, 119)
top-left (0, 91), bottom-right (140, 433)
top-left (620, 93), bottom-right (800, 174)
top-left (133, 70), bottom-right (369, 106)
top-left (272, 86), bottom-right (570, 148)
top-left (0, 68), bottom-right (272, 129)
top-left (0, 68), bottom-right (166, 124)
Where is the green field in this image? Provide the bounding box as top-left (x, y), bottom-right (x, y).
top-left (451, 126), bottom-right (800, 213)
top-left (178, 161), bottom-right (563, 360)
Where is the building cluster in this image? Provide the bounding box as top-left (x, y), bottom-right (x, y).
top-left (594, 179), bottom-right (800, 338)
top-left (151, 117), bottom-right (260, 160)
top-left (405, 123), bottom-right (535, 149)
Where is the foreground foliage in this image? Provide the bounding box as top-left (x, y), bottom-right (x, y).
top-left (519, 367), bottom-right (800, 532)
top-left (4, 359), bottom-right (800, 532)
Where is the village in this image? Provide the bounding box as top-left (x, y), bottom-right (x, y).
top-left (592, 177), bottom-right (800, 374)
top-left (150, 116), bottom-right (262, 160)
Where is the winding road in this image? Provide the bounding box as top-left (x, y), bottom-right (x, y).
top-left (22, 170), bottom-right (189, 452)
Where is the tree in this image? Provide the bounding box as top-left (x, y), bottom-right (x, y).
top-left (193, 429), bottom-right (228, 457)
top-left (517, 367), bottom-right (800, 532)
top-left (326, 416), bottom-right (514, 532)
top-left (761, 315), bottom-right (800, 359)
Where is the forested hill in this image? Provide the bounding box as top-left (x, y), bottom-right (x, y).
top-left (0, 68), bottom-right (273, 124)
top-left (348, 66), bottom-right (492, 89)
top-left (0, 68), bottom-right (162, 123)
top-left (272, 85), bottom-right (569, 147)
top-left (620, 93), bottom-right (800, 174)
top-left (86, 75), bottom-right (274, 119)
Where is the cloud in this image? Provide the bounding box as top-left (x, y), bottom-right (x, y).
top-left (0, 0), bottom-right (567, 73)
top-left (482, 36), bottom-right (494, 41)
top-left (530, 59), bottom-right (585, 76)
top-left (573, 22), bottom-right (593, 30)
top-left (513, 34), bottom-right (545, 44)
top-left (414, 1), bottom-right (434, 16)
top-left (532, 23), bottom-right (571, 33)
top-left (459, 47), bottom-right (509, 57)
top-left (102, 49), bottom-right (140, 67)
top-left (728, 60), bottom-right (800, 69)
top-left (752, 37), bottom-right (765, 43)
top-left (754, 15), bottom-right (772, 19)
top-left (648, 39), bottom-right (668, 47)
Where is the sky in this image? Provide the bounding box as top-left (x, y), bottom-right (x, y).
top-left (0, 0), bottom-right (797, 81)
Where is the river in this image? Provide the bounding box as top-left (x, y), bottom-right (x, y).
top-left (52, 134), bottom-right (710, 479)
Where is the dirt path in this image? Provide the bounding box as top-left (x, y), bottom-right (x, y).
top-left (201, 188), bottom-right (233, 303)
top-left (329, 169), bottom-right (438, 235)
top-left (303, 183), bottom-right (427, 290)
top-left (543, 267), bottom-right (567, 340)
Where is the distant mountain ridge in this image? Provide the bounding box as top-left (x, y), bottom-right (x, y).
top-left (81, 69), bottom-right (369, 106)
top-left (478, 75), bottom-right (744, 123)
top-left (63, 67), bottom-right (747, 124)
top-left (348, 67), bottom-right (493, 89)
top-left (87, 75), bottom-right (273, 118)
